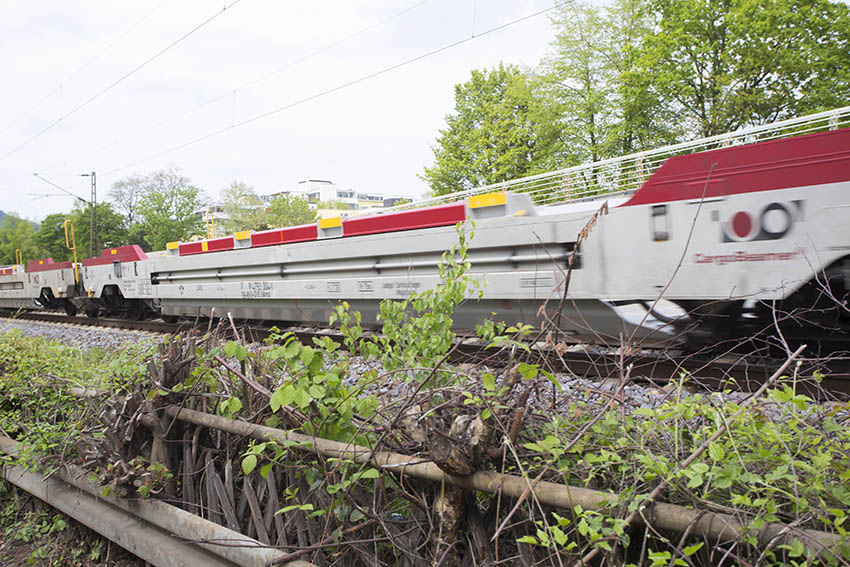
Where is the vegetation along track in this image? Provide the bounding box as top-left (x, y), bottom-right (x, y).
top-left (7, 311), bottom-right (850, 397)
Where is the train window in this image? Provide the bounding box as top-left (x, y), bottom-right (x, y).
top-left (113, 261), bottom-right (122, 279)
top-left (651, 205), bottom-right (670, 241)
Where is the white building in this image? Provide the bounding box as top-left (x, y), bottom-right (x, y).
top-left (262, 180), bottom-right (404, 213)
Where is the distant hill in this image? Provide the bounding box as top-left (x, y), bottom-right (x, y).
top-left (0, 210), bottom-right (5, 223)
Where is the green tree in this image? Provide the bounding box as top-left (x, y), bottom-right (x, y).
top-left (135, 167), bottom-right (205, 251)
top-left (67, 202), bottom-right (128, 258)
top-left (639, 0), bottom-right (850, 137)
top-left (422, 64), bottom-right (559, 195)
top-left (538, 0), bottom-right (675, 164)
top-left (317, 199), bottom-right (353, 210)
top-left (32, 204), bottom-right (128, 263)
top-left (0, 215), bottom-right (41, 266)
top-left (34, 213), bottom-right (72, 262)
top-left (219, 181), bottom-right (268, 233)
top-left (266, 194), bottom-right (317, 228)
top-left (108, 173), bottom-right (150, 229)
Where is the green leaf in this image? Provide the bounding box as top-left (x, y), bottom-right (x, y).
top-left (683, 543), bottom-right (703, 556)
top-left (359, 468), bottom-right (380, 479)
top-left (300, 346), bottom-right (315, 367)
top-left (226, 396), bottom-right (242, 415)
top-left (294, 388), bottom-right (312, 410)
top-left (541, 369), bottom-right (561, 391)
top-left (242, 454), bottom-right (257, 476)
top-left (260, 462), bottom-right (273, 479)
top-left (482, 373), bottom-right (496, 392)
top-left (224, 341), bottom-right (237, 358)
top-left (788, 538), bottom-right (806, 558)
top-left (283, 341), bottom-right (300, 360)
top-left (270, 387), bottom-right (290, 413)
top-left (708, 441), bottom-right (725, 462)
top-left (551, 525), bottom-right (568, 546)
top-left (517, 362), bottom-right (538, 380)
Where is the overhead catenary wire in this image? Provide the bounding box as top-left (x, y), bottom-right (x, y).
top-left (99, 0), bottom-right (573, 179)
top-left (42, 0), bottom-right (436, 175)
top-left (0, 0), bottom-right (170, 137)
top-left (0, 0), bottom-right (244, 163)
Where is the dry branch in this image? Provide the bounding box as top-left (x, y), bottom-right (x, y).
top-left (160, 402), bottom-right (844, 557)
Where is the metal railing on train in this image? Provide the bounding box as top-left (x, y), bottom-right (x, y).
top-left (380, 105), bottom-right (850, 211)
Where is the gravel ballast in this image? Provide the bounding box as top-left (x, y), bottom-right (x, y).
top-left (0, 317), bottom-right (159, 351)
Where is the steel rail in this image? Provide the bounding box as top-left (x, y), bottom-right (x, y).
top-left (3, 312), bottom-right (849, 395)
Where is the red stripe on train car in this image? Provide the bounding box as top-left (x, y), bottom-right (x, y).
top-left (251, 224), bottom-right (318, 248)
top-left (179, 236), bottom-right (235, 256)
top-left (342, 203), bottom-right (467, 238)
top-left (622, 127), bottom-right (850, 207)
top-left (206, 237), bottom-right (235, 252)
top-left (178, 242), bottom-right (203, 255)
top-left (0, 268), bottom-right (12, 276)
top-left (81, 245), bottom-right (148, 267)
top-left (26, 258), bottom-right (74, 272)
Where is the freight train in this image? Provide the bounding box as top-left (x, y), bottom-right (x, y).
top-left (2, 115), bottom-right (849, 348)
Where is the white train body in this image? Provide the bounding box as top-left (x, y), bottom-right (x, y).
top-left (2, 122), bottom-right (848, 346)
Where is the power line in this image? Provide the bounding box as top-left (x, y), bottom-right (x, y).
top-left (32, 173), bottom-right (90, 203)
top-left (0, 0), bottom-right (244, 163)
top-left (42, 0), bottom-right (434, 175)
top-left (102, 1), bottom-right (570, 178)
top-left (0, 0), bottom-right (170, 137)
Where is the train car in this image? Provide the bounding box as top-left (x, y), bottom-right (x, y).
top-left (0, 264), bottom-right (31, 311)
top-left (70, 245), bottom-right (157, 319)
top-left (148, 192), bottom-right (656, 342)
top-left (2, 108), bottom-right (848, 349)
top-left (25, 259), bottom-right (78, 313)
top-left (0, 258), bottom-right (77, 314)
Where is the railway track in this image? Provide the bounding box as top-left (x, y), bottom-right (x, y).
top-left (1, 313), bottom-right (847, 566)
top-left (5, 311), bottom-right (849, 396)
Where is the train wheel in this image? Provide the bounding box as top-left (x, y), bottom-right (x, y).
top-left (63, 302), bottom-right (77, 317)
top-left (161, 315), bottom-right (179, 324)
top-left (85, 308), bottom-right (100, 318)
top-left (131, 301), bottom-right (147, 321)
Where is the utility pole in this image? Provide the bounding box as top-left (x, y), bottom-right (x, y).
top-left (81, 172), bottom-right (97, 256)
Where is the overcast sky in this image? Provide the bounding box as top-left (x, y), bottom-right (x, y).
top-left (0, 0), bottom-right (559, 221)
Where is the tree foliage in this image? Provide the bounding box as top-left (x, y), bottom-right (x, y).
top-left (266, 194), bottom-right (317, 228)
top-left (68, 203), bottom-right (128, 258)
top-left (0, 215), bottom-right (40, 266)
top-left (422, 64), bottom-right (559, 196)
top-left (638, 0), bottom-right (850, 137)
top-left (424, 0), bottom-right (850, 194)
top-left (136, 181), bottom-right (205, 251)
top-left (33, 213), bottom-right (71, 263)
top-left (219, 181), bottom-right (268, 233)
top-left (538, 0), bottom-right (676, 162)
top-left (108, 173), bottom-right (150, 228)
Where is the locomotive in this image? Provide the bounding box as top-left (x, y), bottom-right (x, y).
top-left (2, 110), bottom-right (849, 348)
